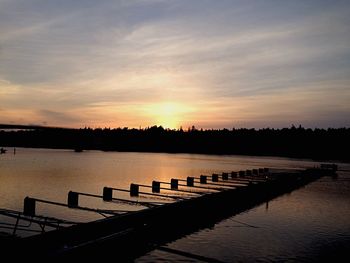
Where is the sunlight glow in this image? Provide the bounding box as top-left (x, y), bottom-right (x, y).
top-left (145, 102), bottom-right (192, 129)
top-left (0, 1), bottom-right (349, 128)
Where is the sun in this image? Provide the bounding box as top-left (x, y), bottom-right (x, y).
top-left (146, 102), bottom-right (190, 129)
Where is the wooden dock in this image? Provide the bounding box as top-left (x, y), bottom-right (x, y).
top-left (2, 165), bottom-right (337, 260)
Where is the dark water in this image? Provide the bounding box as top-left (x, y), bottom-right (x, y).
top-left (1, 148), bottom-right (349, 261)
top-left (137, 169), bottom-right (350, 262)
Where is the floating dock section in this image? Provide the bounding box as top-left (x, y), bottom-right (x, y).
top-left (2, 165), bottom-right (337, 259)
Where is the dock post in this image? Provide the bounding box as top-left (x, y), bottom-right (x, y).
top-left (222, 172), bottom-right (229, 180)
top-left (231, 171), bottom-right (238, 178)
top-left (259, 168), bottom-right (264, 174)
top-left (171, 179), bottom-right (178, 190)
top-left (130, 184), bottom-right (139, 197)
top-left (187, 177), bottom-right (194, 187)
top-left (252, 169), bottom-right (259, 176)
top-left (103, 187), bottom-right (113, 201)
top-left (246, 170), bottom-right (252, 176)
top-left (23, 197), bottom-right (36, 216)
top-left (152, 181), bottom-right (161, 193)
top-left (212, 174), bottom-right (219, 182)
top-left (68, 191), bottom-right (79, 208)
top-left (200, 175), bottom-right (207, 184)
top-left (239, 170), bottom-right (245, 177)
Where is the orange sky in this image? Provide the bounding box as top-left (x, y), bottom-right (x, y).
top-left (1, 1), bottom-right (349, 129)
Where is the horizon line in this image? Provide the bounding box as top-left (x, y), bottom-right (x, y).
top-left (1, 123), bottom-right (349, 131)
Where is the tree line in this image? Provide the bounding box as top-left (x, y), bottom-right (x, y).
top-left (0, 125), bottom-right (349, 161)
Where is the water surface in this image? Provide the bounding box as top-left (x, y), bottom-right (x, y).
top-left (1, 148), bottom-right (349, 261)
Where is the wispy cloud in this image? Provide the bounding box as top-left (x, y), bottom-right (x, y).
top-left (0, 0), bottom-right (349, 128)
top-left (37, 109), bottom-right (80, 124)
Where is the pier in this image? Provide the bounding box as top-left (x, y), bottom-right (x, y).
top-left (1, 165), bottom-right (337, 260)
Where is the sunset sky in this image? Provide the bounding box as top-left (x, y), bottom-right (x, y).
top-left (1, 0), bottom-right (349, 129)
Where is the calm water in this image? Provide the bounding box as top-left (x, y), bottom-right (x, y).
top-left (1, 148), bottom-right (349, 261)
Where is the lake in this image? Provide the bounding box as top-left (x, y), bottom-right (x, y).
top-left (1, 148), bottom-right (349, 261)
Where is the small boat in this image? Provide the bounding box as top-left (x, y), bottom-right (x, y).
top-left (0, 148), bottom-right (7, 154)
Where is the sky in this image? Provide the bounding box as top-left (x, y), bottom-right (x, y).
top-left (0, 0), bottom-right (349, 129)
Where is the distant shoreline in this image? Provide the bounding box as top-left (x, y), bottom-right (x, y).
top-left (1, 125), bottom-right (349, 162)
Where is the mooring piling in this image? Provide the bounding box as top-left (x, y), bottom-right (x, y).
top-left (152, 180), bottom-right (203, 195)
top-left (175, 177), bottom-right (227, 191)
top-left (195, 175), bottom-right (247, 188)
top-left (23, 195), bottom-right (128, 218)
top-left (103, 187), bottom-right (165, 206)
top-left (222, 172), bottom-right (229, 180)
top-left (130, 183), bottom-right (184, 200)
top-left (23, 197), bottom-right (36, 217)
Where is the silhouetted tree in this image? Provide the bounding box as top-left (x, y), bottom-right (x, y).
top-left (0, 125), bottom-right (349, 161)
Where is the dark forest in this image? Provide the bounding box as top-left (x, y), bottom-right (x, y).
top-left (0, 125), bottom-right (349, 161)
